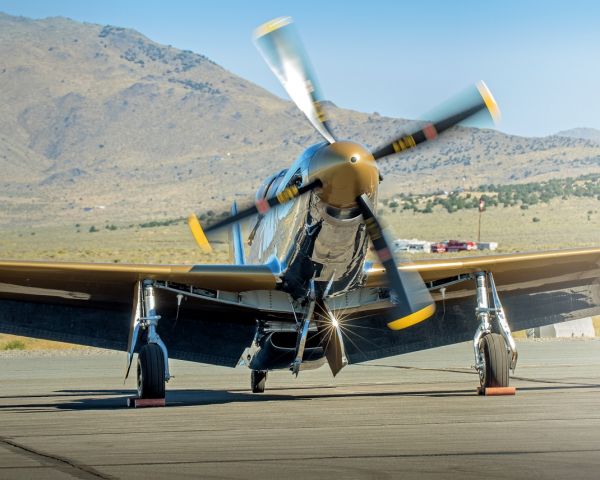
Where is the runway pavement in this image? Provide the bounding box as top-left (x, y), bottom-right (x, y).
top-left (1, 339), bottom-right (600, 479)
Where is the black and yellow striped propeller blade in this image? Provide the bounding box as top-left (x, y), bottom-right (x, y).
top-left (193, 179), bottom-right (322, 238)
top-left (372, 81), bottom-right (500, 160)
top-left (356, 194), bottom-right (435, 330)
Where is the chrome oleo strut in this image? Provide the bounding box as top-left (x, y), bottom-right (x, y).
top-left (472, 271), bottom-right (518, 376)
top-left (125, 280), bottom-right (171, 381)
top-left (290, 279), bottom-right (316, 376)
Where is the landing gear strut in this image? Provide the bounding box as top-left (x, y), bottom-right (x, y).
top-left (472, 271), bottom-right (517, 389)
top-left (126, 280), bottom-right (170, 399)
top-left (290, 279), bottom-right (316, 376)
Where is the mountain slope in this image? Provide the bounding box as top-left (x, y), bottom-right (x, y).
top-left (555, 127), bottom-right (600, 144)
top-left (1, 12), bottom-right (599, 226)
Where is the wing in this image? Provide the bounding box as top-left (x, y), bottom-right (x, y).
top-left (0, 260), bottom-right (281, 367)
top-left (340, 248), bottom-right (600, 363)
top-left (365, 247), bottom-right (600, 287)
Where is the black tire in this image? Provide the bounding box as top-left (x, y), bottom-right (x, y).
top-left (251, 370), bottom-right (267, 393)
top-left (479, 333), bottom-right (509, 388)
top-left (137, 343), bottom-right (165, 399)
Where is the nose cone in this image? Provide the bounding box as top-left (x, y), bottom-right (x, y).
top-left (308, 141), bottom-right (379, 209)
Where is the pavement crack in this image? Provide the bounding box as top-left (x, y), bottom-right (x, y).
top-left (86, 447), bottom-right (600, 467)
top-left (0, 436), bottom-right (114, 480)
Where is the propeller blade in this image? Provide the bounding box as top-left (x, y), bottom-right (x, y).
top-left (372, 81), bottom-right (500, 160)
top-left (356, 194), bottom-right (435, 330)
top-left (254, 17), bottom-right (335, 143)
top-left (201, 179), bottom-right (322, 235)
top-left (188, 213), bottom-right (213, 253)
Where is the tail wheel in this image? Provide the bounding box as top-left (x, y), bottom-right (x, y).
top-left (479, 333), bottom-right (510, 388)
top-left (251, 370), bottom-right (268, 393)
top-left (137, 343), bottom-right (166, 399)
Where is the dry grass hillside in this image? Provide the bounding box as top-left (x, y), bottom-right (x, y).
top-left (1, 195), bottom-right (598, 264)
top-left (1, 12), bottom-right (599, 229)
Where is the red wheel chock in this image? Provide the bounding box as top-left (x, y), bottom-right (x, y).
top-left (477, 386), bottom-right (516, 396)
top-left (127, 397), bottom-right (166, 408)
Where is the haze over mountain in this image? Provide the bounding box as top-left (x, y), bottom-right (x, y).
top-left (1, 12), bottom-right (599, 226)
top-left (555, 128), bottom-right (600, 145)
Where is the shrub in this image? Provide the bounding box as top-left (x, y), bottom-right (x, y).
top-left (3, 340), bottom-right (26, 350)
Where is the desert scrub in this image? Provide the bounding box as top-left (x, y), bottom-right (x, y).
top-left (2, 339), bottom-right (26, 350)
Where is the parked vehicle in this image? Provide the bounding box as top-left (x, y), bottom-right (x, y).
top-left (394, 239), bottom-right (432, 254)
top-left (446, 240), bottom-right (477, 252)
top-left (431, 242), bottom-right (447, 253)
top-left (430, 240), bottom-right (478, 253)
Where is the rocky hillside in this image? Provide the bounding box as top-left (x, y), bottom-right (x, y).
top-left (1, 13), bottom-right (599, 227)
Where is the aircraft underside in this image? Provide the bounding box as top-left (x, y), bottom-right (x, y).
top-left (2, 251), bottom-right (599, 395)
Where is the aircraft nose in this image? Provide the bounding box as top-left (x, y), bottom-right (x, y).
top-left (308, 141), bottom-right (379, 209)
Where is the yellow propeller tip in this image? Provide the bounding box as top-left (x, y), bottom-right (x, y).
top-left (254, 16), bottom-right (292, 39)
top-left (387, 303), bottom-right (436, 331)
top-left (476, 81), bottom-right (501, 123)
top-left (187, 214), bottom-right (212, 253)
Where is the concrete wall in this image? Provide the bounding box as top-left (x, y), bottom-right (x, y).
top-left (537, 317), bottom-right (598, 338)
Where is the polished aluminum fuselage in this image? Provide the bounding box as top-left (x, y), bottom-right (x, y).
top-left (246, 143), bottom-right (376, 298)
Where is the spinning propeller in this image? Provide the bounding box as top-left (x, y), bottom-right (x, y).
top-left (254, 17), bottom-right (335, 144)
top-left (188, 17), bottom-right (500, 329)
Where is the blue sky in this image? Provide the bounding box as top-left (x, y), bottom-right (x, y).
top-left (1, 0), bottom-right (599, 137)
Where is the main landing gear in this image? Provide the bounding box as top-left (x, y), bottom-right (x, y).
top-left (478, 333), bottom-right (509, 388)
top-left (138, 343), bottom-right (166, 398)
top-left (472, 271), bottom-right (518, 390)
top-left (126, 280), bottom-right (171, 400)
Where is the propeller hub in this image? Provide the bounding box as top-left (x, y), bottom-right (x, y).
top-left (308, 141), bottom-right (379, 209)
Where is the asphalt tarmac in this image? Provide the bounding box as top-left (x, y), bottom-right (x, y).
top-left (1, 339), bottom-right (600, 479)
